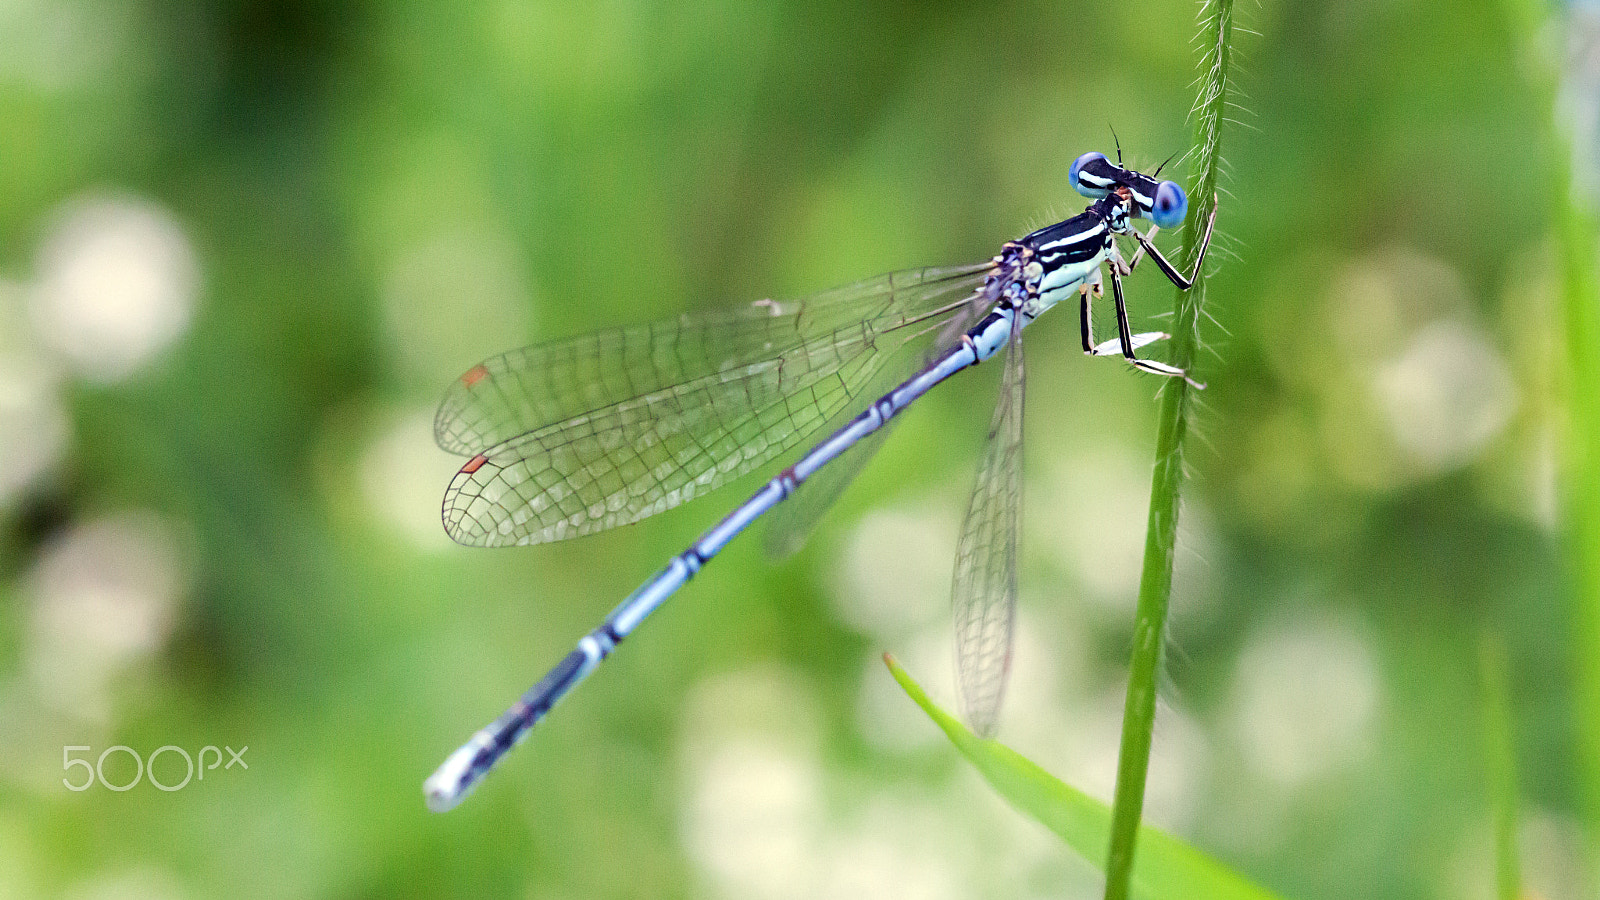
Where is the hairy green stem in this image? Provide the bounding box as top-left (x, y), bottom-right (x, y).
top-left (1102, 2), bottom-right (1236, 898)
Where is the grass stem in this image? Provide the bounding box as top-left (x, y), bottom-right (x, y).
top-left (1480, 631), bottom-right (1522, 900)
top-left (1101, 2), bottom-right (1236, 898)
top-left (1497, 0), bottom-right (1600, 887)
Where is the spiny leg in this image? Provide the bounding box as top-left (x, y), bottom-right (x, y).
top-left (1081, 255), bottom-right (1162, 357)
top-left (1079, 269), bottom-right (1100, 354)
top-left (1122, 225), bottom-right (1157, 272)
top-left (1129, 193), bottom-right (1220, 290)
top-left (1081, 267), bottom-right (1167, 357)
top-left (1105, 257), bottom-right (1200, 386)
top-left (1111, 256), bottom-right (1138, 353)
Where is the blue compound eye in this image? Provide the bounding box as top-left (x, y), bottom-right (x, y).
top-left (1071, 151), bottom-right (1111, 198)
top-left (1151, 180), bottom-right (1187, 228)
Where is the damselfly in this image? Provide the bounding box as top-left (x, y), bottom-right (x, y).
top-left (424, 151), bottom-right (1218, 811)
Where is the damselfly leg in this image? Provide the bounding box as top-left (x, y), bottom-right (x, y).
top-left (1086, 194), bottom-right (1219, 388)
top-left (1126, 193), bottom-right (1219, 291)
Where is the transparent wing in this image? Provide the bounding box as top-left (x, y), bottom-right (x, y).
top-left (951, 322), bottom-right (1024, 738)
top-left (761, 363), bottom-right (904, 560)
top-left (435, 264), bottom-right (991, 455)
top-left (763, 290), bottom-right (992, 559)
top-left (439, 264), bottom-right (992, 547)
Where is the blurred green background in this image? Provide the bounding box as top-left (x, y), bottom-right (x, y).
top-left (1, 0), bottom-right (1596, 897)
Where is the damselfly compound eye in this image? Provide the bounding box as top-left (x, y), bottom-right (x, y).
top-left (1151, 180), bottom-right (1187, 228)
top-left (1071, 152), bottom-right (1111, 199)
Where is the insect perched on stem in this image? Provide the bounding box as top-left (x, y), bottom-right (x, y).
top-left (424, 151), bottom-right (1218, 811)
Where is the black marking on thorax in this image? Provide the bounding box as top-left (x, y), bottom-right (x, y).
top-left (1021, 202), bottom-right (1116, 277)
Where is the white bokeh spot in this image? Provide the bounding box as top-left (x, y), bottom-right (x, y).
top-left (828, 502), bottom-right (955, 641)
top-left (1228, 610), bottom-right (1380, 786)
top-left (24, 511), bottom-right (187, 721)
top-left (30, 194), bottom-right (199, 383)
top-left (1374, 317), bottom-right (1517, 473)
top-left (1037, 448), bottom-right (1150, 610)
top-left (381, 226), bottom-right (532, 384)
top-left (359, 407), bottom-right (462, 550)
top-left (0, 279), bottom-right (68, 506)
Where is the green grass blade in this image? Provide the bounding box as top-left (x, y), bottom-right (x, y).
top-left (1479, 632), bottom-right (1522, 900)
top-left (1104, 1), bottom-right (1239, 898)
top-left (1558, 165), bottom-right (1600, 898)
top-left (885, 655), bottom-right (1284, 900)
top-left (1498, 0), bottom-right (1600, 886)
top-left (1551, 91), bottom-right (1600, 895)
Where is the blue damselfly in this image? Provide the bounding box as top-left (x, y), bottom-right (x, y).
top-left (424, 151), bottom-right (1217, 811)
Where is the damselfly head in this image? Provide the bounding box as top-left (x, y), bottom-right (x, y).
top-left (1072, 150), bottom-right (1189, 229)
